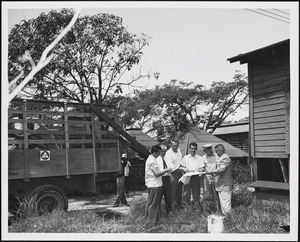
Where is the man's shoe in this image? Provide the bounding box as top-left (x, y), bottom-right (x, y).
top-left (122, 203), bottom-right (129, 206)
top-left (112, 204), bottom-right (119, 207)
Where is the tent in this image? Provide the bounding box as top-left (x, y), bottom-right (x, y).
top-left (178, 127), bottom-right (249, 158)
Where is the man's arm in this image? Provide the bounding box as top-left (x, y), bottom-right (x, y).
top-left (208, 155), bottom-right (231, 175)
top-left (151, 166), bottom-right (172, 177)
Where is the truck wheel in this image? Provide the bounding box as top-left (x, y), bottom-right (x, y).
top-left (26, 185), bottom-right (68, 216)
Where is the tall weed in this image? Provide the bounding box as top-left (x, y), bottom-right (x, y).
top-left (8, 183), bottom-right (289, 233)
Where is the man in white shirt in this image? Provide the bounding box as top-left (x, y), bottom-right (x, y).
top-left (157, 144), bottom-right (174, 215)
top-left (123, 154), bottom-right (131, 195)
top-left (144, 145), bottom-right (172, 230)
top-left (164, 138), bottom-right (183, 209)
top-left (181, 142), bottom-right (205, 206)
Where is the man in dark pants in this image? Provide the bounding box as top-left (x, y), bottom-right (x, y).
top-left (113, 153), bottom-right (129, 207)
top-left (164, 138), bottom-right (183, 209)
top-left (157, 144), bottom-right (173, 215)
top-left (144, 145), bottom-right (172, 230)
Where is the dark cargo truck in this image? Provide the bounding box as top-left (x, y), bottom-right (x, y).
top-left (8, 99), bottom-right (149, 216)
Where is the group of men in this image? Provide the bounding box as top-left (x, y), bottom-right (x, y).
top-left (144, 139), bottom-right (233, 230)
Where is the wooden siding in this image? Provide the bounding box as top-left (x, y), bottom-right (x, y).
top-left (215, 133), bottom-right (248, 153)
top-left (251, 53), bottom-right (289, 159)
top-left (8, 100), bottom-right (120, 180)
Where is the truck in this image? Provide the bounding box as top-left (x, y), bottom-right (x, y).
top-left (8, 99), bottom-right (150, 217)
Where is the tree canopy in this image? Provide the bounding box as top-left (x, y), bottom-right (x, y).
top-left (9, 9), bottom-right (151, 103)
top-left (109, 71), bottom-right (248, 140)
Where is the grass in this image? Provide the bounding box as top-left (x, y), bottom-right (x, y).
top-left (8, 183), bottom-right (290, 234)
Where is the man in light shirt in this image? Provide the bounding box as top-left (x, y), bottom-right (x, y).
top-left (202, 144), bottom-right (219, 213)
top-left (181, 142), bottom-right (205, 206)
top-left (157, 144), bottom-right (174, 215)
top-left (164, 138), bottom-right (183, 209)
top-left (144, 145), bottom-right (172, 230)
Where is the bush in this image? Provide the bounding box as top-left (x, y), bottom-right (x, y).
top-left (232, 183), bottom-right (254, 207)
top-left (232, 158), bottom-right (251, 184)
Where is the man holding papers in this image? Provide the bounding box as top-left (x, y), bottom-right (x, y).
top-left (157, 144), bottom-right (174, 215)
top-left (180, 142), bottom-right (205, 207)
top-left (164, 138), bottom-right (183, 209)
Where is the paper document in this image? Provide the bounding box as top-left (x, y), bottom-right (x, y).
top-left (178, 171), bottom-right (206, 185)
top-left (171, 166), bottom-right (180, 173)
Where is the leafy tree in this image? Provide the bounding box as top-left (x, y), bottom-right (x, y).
top-left (112, 72), bottom-right (248, 140)
top-left (9, 9), bottom-right (151, 103)
top-left (203, 71), bottom-right (248, 132)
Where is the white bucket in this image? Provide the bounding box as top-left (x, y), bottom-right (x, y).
top-left (207, 214), bottom-right (224, 233)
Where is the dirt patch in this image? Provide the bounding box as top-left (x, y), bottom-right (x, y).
top-left (68, 191), bottom-right (147, 215)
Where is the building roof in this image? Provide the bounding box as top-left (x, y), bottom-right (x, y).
top-left (126, 129), bottom-right (159, 150)
top-left (210, 122), bottom-right (249, 135)
top-left (178, 127), bottom-right (248, 158)
top-left (227, 39), bottom-right (289, 64)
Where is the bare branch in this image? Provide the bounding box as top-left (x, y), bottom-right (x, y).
top-left (8, 8), bottom-right (81, 103)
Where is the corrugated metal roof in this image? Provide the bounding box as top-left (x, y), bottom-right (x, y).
top-left (178, 127), bottom-right (248, 158)
top-left (211, 123), bottom-right (249, 135)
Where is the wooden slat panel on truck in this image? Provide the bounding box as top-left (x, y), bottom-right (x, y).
top-left (69, 148), bottom-right (95, 174)
top-left (23, 100), bottom-right (30, 182)
top-left (64, 102), bottom-right (70, 179)
top-left (8, 99), bottom-right (122, 182)
top-left (95, 148), bottom-right (120, 173)
top-left (28, 149), bottom-right (67, 177)
top-left (8, 150), bottom-right (25, 179)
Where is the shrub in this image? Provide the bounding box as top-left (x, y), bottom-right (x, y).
top-left (232, 158), bottom-right (251, 184)
top-left (232, 183), bottom-right (254, 207)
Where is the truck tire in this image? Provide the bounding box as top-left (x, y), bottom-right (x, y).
top-left (25, 185), bottom-right (68, 216)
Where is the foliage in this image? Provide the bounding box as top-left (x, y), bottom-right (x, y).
top-left (9, 9), bottom-right (151, 103)
top-left (110, 73), bottom-right (248, 140)
top-left (204, 71), bottom-right (248, 132)
top-left (232, 158), bottom-right (251, 184)
top-left (8, 185), bottom-right (290, 234)
top-left (232, 183), bottom-right (254, 207)
top-left (224, 200), bottom-right (290, 233)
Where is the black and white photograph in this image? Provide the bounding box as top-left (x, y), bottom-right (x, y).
top-left (1, 1), bottom-right (298, 241)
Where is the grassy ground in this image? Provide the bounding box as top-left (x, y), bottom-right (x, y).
top-left (8, 183), bottom-right (290, 234)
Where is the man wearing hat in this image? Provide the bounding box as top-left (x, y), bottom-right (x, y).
top-left (123, 153), bottom-right (132, 195)
top-left (202, 144), bottom-right (219, 213)
top-left (113, 153), bottom-right (129, 207)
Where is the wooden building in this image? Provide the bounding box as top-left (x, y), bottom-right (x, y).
top-left (209, 122), bottom-right (249, 153)
top-left (178, 127), bottom-right (248, 158)
top-left (228, 39), bottom-right (290, 201)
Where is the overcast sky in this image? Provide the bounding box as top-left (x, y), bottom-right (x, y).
top-left (5, 2), bottom-right (293, 91)
top-left (4, 1), bottom-right (296, 121)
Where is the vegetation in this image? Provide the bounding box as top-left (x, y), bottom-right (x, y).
top-left (8, 163), bottom-right (288, 234)
top-left (8, 185), bottom-right (290, 233)
top-left (108, 73), bottom-right (248, 140)
top-left (9, 9), bottom-right (152, 103)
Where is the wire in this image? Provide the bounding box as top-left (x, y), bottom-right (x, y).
top-left (258, 8), bottom-right (290, 20)
top-left (272, 8), bottom-right (290, 16)
top-left (245, 8), bottom-right (290, 24)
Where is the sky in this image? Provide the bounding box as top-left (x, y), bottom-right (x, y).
top-left (1, 2), bottom-right (299, 241)
top-left (5, 3), bottom-right (292, 92)
top-left (3, 1), bottom-right (295, 121)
